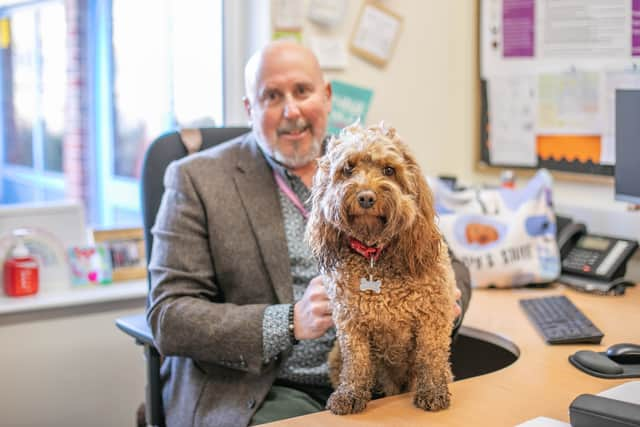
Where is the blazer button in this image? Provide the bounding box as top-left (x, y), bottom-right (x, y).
top-left (247, 398), bottom-right (256, 409)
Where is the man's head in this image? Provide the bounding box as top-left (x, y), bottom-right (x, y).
top-left (244, 41), bottom-right (332, 170)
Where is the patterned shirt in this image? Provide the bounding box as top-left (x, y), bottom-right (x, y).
top-left (261, 153), bottom-right (335, 387)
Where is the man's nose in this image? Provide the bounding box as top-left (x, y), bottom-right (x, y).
top-left (283, 96), bottom-right (301, 118)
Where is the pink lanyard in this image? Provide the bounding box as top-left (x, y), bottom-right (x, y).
top-left (273, 171), bottom-right (309, 220)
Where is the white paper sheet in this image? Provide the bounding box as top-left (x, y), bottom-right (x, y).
top-left (273, 0), bottom-right (304, 30)
top-left (597, 381), bottom-right (640, 405)
top-left (537, 71), bottom-right (602, 134)
top-left (538, 0), bottom-right (630, 59)
top-left (310, 35), bottom-right (347, 70)
top-left (307, 0), bottom-right (347, 27)
top-left (487, 75), bottom-right (538, 166)
top-left (515, 417), bottom-right (570, 427)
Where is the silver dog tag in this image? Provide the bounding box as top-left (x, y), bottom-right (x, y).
top-left (360, 277), bottom-right (382, 293)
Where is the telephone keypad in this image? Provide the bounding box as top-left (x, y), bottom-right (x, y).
top-left (562, 249), bottom-right (602, 271)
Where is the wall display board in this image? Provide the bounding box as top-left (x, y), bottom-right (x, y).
top-left (480, 0), bottom-right (640, 176)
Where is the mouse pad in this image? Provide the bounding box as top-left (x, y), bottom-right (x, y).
top-left (569, 350), bottom-right (640, 379)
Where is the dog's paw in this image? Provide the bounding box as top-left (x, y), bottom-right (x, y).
top-left (413, 385), bottom-right (451, 411)
top-left (326, 388), bottom-right (370, 415)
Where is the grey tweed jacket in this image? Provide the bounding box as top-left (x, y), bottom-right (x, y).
top-left (147, 133), bottom-right (293, 427)
top-left (147, 133), bottom-right (472, 427)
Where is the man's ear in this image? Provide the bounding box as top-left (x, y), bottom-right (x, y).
top-left (243, 96), bottom-right (252, 120)
top-left (324, 82), bottom-right (333, 109)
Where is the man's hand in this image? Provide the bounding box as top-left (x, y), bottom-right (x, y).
top-left (293, 276), bottom-right (333, 340)
top-left (453, 285), bottom-right (462, 319)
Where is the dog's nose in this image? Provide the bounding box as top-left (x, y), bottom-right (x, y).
top-left (357, 191), bottom-right (376, 209)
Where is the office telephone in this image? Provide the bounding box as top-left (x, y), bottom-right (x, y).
top-left (556, 216), bottom-right (638, 294)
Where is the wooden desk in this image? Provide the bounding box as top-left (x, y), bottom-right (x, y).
top-left (266, 284), bottom-right (640, 426)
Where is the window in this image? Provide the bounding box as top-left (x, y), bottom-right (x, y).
top-left (0, 1), bottom-right (66, 204)
top-left (1, 0), bottom-right (233, 227)
top-left (102, 0), bottom-right (224, 225)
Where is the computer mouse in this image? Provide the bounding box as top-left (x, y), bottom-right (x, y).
top-left (606, 343), bottom-right (640, 364)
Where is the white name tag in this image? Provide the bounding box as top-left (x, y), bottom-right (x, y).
top-left (360, 277), bottom-right (382, 293)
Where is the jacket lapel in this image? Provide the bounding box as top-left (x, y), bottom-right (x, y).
top-left (232, 135), bottom-right (293, 304)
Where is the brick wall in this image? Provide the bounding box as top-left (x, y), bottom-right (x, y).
top-left (64, 0), bottom-right (94, 219)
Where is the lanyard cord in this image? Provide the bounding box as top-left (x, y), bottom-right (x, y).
top-left (273, 171), bottom-right (309, 220)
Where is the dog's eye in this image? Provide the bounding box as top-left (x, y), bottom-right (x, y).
top-left (342, 164), bottom-right (354, 177)
top-left (382, 166), bottom-right (395, 176)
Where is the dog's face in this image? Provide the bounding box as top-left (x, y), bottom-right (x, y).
top-left (307, 123), bottom-right (441, 279)
top-left (314, 125), bottom-right (422, 247)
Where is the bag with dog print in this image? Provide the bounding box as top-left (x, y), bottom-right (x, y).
top-left (430, 169), bottom-right (561, 288)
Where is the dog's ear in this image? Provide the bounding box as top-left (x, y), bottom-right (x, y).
top-left (305, 155), bottom-right (343, 272)
top-left (326, 135), bottom-right (342, 154)
top-left (396, 149), bottom-right (442, 276)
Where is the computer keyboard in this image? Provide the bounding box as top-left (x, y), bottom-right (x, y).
top-left (519, 295), bottom-right (604, 344)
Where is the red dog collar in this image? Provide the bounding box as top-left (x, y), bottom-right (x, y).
top-left (349, 237), bottom-right (384, 261)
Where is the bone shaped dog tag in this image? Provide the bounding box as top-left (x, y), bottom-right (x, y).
top-left (360, 277), bottom-right (382, 293)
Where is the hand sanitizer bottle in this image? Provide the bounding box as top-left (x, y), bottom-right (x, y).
top-left (3, 229), bottom-right (39, 297)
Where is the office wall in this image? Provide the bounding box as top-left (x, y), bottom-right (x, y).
top-left (300, 1), bottom-right (640, 240)
top-left (0, 300), bottom-right (146, 427)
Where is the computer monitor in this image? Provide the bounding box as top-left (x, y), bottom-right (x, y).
top-left (615, 89), bottom-right (640, 205)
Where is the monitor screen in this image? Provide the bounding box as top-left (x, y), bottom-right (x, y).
top-left (615, 89), bottom-right (640, 205)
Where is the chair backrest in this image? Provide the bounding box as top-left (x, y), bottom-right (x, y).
top-left (140, 127), bottom-right (250, 290)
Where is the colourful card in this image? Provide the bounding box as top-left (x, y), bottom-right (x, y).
top-left (68, 244), bottom-right (113, 286)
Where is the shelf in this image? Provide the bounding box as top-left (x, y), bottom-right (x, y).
top-left (0, 279), bottom-right (147, 315)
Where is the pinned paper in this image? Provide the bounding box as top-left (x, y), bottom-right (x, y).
top-left (308, 0), bottom-right (347, 27)
top-left (310, 36), bottom-right (347, 70)
top-left (273, 0), bottom-right (304, 31)
top-left (328, 80), bottom-right (374, 136)
top-left (273, 30), bottom-right (302, 42)
top-left (0, 18), bottom-right (10, 49)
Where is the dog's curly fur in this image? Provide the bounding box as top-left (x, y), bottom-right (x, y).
top-left (306, 123), bottom-right (456, 415)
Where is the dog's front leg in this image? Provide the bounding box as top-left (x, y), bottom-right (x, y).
top-left (326, 329), bottom-right (373, 415)
top-left (411, 323), bottom-right (453, 411)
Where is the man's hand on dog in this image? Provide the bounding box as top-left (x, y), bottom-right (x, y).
top-left (293, 278), bottom-right (462, 341)
top-left (293, 276), bottom-right (334, 340)
top-left (453, 286), bottom-right (462, 320)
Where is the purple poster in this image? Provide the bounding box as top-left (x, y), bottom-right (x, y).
top-left (633, 0), bottom-right (640, 56)
top-left (503, 0), bottom-right (535, 58)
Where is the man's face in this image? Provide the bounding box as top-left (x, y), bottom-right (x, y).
top-left (244, 46), bottom-right (332, 169)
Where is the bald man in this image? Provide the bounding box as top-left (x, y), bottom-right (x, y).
top-left (147, 41), bottom-right (471, 426)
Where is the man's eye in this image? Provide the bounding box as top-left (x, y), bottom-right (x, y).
top-left (342, 164), bottom-right (354, 177)
top-left (382, 166), bottom-right (395, 176)
top-left (265, 91), bottom-right (281, 102)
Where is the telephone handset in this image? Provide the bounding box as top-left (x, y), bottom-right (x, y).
top-left (556, 216), bottom-right (638, 293)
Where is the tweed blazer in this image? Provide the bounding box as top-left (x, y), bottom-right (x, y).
top-left (147, 133), bottom-right (472, 427)
top-left (147, 133), bottom-right (293, 427)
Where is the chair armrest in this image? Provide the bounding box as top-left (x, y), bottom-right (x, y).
top-left (116, 312), bottom-right (165, 425)
top-left (116, 313), bottom-right (154, 346)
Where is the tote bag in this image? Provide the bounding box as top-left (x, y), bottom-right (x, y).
top-left (431, 169), bottom-right (561, 288)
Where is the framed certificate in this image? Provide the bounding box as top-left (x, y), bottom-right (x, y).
top-left (349, 1), bottom-right (403, 67)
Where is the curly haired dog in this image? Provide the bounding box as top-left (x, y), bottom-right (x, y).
top-left (306, 123), bottom-right (456, 415)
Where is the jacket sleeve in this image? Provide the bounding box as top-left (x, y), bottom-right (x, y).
top-left (146, 160), bottom-right (268, 375)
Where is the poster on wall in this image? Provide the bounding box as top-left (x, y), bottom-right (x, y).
top-left (479, 0), bottom-right (640, 176)
top-left (327, 80), bottom-right (374, 136)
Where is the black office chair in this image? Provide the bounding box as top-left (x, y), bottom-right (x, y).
top-left (116, 126), bottom-right (250, 427)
